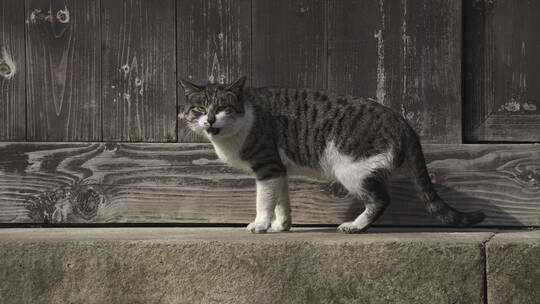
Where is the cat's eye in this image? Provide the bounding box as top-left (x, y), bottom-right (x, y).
top-left (216, 106), bottom-right (231, 113)
top-left (192, 106), bottom-right (207, 113)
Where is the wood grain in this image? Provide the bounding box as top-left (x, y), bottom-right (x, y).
top-left (0, 142), bottom-right (538, 226)
top-left (328, 0), bottom-right (462, 144)
top-left (102, 0), bottom-right (176, 142)
top-left (252, 0), bottom-right (326, 89)
top-left (464, 0), bottom-right (540, 142)
top-left (177, 0), bottom-right (251, 142)
top-left (0, 0), bottom-right (25, 140)
top-left (327, 0), bottom-right (380, 99)
top-left (25, 0), bottom-right (101, 141)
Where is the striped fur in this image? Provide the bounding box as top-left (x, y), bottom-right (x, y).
top-left (179, 77), bottom-right (485, 233)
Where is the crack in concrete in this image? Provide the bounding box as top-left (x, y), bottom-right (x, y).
top-left (481, 232), bottom-right (498, 304)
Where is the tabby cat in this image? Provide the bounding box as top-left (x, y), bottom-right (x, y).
top-left (178, 76), bottom-right (485, 233)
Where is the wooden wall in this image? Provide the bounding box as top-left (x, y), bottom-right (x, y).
top-left (0, 0), bottom-right (25, 140)
top-left (465, 0), bottom-right (540, 142)
top-left (0, 0), bottom-right (539, 226)
top-left (1, 0), bottom-right (462, 144)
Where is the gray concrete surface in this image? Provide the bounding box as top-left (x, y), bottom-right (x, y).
top-left (487, 230), bottom-right (540, 304)
top-left (0, 228), bottom-right (496, 304)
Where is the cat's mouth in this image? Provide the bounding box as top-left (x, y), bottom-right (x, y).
top-left (206, 127), bottom-right (221, 135)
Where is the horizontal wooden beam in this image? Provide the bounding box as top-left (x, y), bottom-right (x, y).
top-left (0, 143), bottom-right (538, 226)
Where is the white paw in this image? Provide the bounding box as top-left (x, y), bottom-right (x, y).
top-left (246, 221), bottom-right (271, 234)
top-left (271, 218), bottom-right (291, 232)
top-left (337, 222), bottom-right (369, 234)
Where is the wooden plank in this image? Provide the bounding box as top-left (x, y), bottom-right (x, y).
top-left (25, 0), bottom-right (101, 141)
top-left (102, 0), bottom-right (176, 142)
top-left (464, 0), bottom-right (540, 142)
top-left (0, 0), bottom-right (25, 140)
top-left (328, 0), bottom-right (462, 144)
top-left (252, 0), bottom-right (326, 89)
top-left (0, 142), bottom-right (538, 227)
top-left (327, 0), bottom-right (380, 99)
top-left (177, 0), bottom-right (251, 142)
top-left (467, 115), bottom-right (540, 142)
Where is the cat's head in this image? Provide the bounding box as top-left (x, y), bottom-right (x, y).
top-left (178, 76), bottom-right (247, 139)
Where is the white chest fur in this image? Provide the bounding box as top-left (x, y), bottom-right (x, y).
top-left (212, 141), bottom-right (252, 173)
top-left (210, 103), bottom-right (254, 173)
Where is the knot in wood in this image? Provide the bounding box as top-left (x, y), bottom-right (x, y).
top-left (26, 188), bottom-right (69, 223)
top-left (72, 186), bottom-right (103, 220)
top-left (56, 7), bottom-right (70, 23)
top-left (0, 46), bottom-right (16, 79)
top-left (30, 9), bottom-right (52, 23)
top-left (471, 0), bottom-right (496, 10)
top-left (515, 169), bottom-right (540, 187)
top-left (0, 62), bottom-right (11, 78)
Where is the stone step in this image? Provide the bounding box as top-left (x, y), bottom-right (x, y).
top-left (0, 228), bottom-right (538, 304)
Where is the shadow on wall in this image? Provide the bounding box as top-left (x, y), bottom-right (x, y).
top-left (339, 179), bottom-right (525, 228)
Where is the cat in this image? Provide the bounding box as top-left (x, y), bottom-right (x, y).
top-left (178, 76), bottom-right (485, 234)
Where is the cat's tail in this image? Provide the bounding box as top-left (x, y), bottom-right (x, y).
top-left (406, 137), bottom-right (485, 227)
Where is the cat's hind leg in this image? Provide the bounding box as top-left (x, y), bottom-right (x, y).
top-left (337, 172), bottom-right (390, 233)
top-left (271, 176), bottom-right (291, 232)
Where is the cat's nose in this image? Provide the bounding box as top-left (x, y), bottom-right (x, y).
top-left (207, 116), bottom-right (216, 125)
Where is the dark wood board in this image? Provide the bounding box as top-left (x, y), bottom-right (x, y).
top-left (251, 0), bottom-right (326, 89)
top-left (328, 0), bottom-right (462, 144)
top-left (177, 0), bottom-right (251, 142)
top-left (327, 0), bottom-right (380, 99)
top-left (0, 142), bottom-right (538, 227)
top-left (102, 0), bottom-right (176, 142)
top-left (464, 0), bottom-right (540, 142)
top-left (0, 0), bottom-right (25, 141)
top-left (25, 0), bottom-right (101, 141)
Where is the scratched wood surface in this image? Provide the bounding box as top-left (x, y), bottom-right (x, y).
top-left (177, 0), bottom-right (251, 142)
top-left (252, 0), bottom-right (327, 89)
top-left (25, 0), bottom-right (101, 141)
top-left (0, 143), bottom-right (538, 226)
top-left (327, 0), bottom-right (380, 102)
top-left (328, 0), bottom-right (462, 144)
top-left (464, 0), bottom-right (540, 142)
top-left (102, 0), bottom-right (176, 142)
top-left (0, 0), bottom-right (25, 141)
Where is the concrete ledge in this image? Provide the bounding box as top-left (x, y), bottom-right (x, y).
top-left (0, 228), bottom-right (495, 304)
top-left (487, 230), bottom-right (540, 304)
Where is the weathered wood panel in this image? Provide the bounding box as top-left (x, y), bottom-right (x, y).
top-left (102, 0), bottom-right (176, 142)
top-left (464, 0), bottom-right (540, 142)
top-left (177, 0), bottom-right (251, 142)
top-left (0, 143), bottom-right (538, 226)
top-left (252, 0), bottom-right (326, 89)
top-left (25, 0), bottom-right (101, 141)
top-left (0, 0), bottom-right (25, 141)
top-left (328, 0), bottom-right (462, 144)
top-left (327, 0), bottom-right (380, 100)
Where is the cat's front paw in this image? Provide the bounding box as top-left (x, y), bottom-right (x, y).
top-left (337, 222), bottom-right (370, 234)
top-left (246, 221), bottom-right (271, 234)
top-left (271, 218), bottom-right (291, 232)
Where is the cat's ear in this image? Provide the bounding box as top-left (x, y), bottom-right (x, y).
top-left (225, 76), bottom-right (247, 94)
top-left (177, 78), bottom-right (203, 95)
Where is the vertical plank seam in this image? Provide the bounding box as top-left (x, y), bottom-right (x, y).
top-left (175, 0), bottom-right (179, 142)
top-left (324, 0), bottom-right (329, 90)
top-left (99, 0), bottom-right (103, 142)
top-left (461, 0), bottom-right (466, 144)
top-left (23, 0), bottom-right (29, 141)
top-left (250, 0), bottom-right (253, 86)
